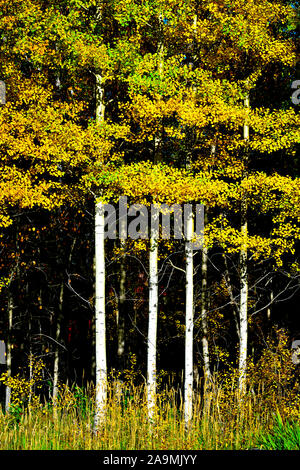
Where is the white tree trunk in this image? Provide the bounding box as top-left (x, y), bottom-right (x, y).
top-left (185, 211), bottom-right (194, 430)
top-left (267, 288), bottom-right (273, 321)
top-left (96, 74), bottom-right (105, 125)
top-left (184, 15), bottom-right (199, 402)
top-left (117, 258), bottom-right (126, 361)
top-left (117, 218), bottom-right (126, 367)
top-left (5, 292), bottom-right (13, 412)
top-left (201, 230), bottom-right (211, 382)
top-left (239, 91), bottom-right (249, 393)
top-left (184, 14), bottom-right (197, 409)
top-left (93, 39), bottom-right (107, 426)
top-left (147, 210), bottom-right (159, 422)
top-left (239, 216), bottom-right (248, 393)
top-left (94, 199), bottom-right (107, 431)
top-left (53, 281), bottom-right (63, 405)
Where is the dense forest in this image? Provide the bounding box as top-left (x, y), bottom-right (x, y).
top-left (0, 0), bottom-right (299, 450)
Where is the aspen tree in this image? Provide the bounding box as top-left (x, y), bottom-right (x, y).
top-left (93, 1), bottom-right (107, 433)
top-left (184, 207), bottom-right (194, 430)
top-left (5, 291), bottom-right (13, 412)
top-left (147, 223), bottom-right (159, 422)
top-left (94, 197), bottom-right (107, 431)
top-left (52, 281), bottom-right (63, 406)
top-left (201, 210), bottom-right (211, 382)
top-left (238, 89), bottom-right (250, 393)
top-left (147, 6), bottom-right (165, 422)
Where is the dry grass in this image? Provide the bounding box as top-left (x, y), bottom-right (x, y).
top-left (0, 378), bottom-right (296, 450)
top-left (0, 331), bottom-right (299, 450)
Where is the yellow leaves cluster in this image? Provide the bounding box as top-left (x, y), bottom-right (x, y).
top-left (0, 357), bottom-right (45, 409)
top-left (112, 162), bottom-right (230, 207)
top-left (249, 108), bottom-right (300, 152)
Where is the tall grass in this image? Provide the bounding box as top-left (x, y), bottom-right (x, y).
top-left (0, 378), bottom-right (297, 450)
top-left (257, 413), bottom-right (300, 450)
top-left (1, 331), bottom-right (299, 450)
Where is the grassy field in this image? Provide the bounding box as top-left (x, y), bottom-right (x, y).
top-left (1, 378), bottom-right (300, 450)
top-left (1, 334), bottom-right (300, 451)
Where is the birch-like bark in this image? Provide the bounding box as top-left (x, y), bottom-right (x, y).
top-left (183, 13), bottom-right (198, 418)
top-left (238, 91), bottom-right (249, 393)
top-left (147, 208), bottom-right (159, 422)
top-left (267, 286), bottom-right (273, 321)
top-left (94, 200), bottom-right (107, 430)
top-left (5, 291), bottom-right (13, 412)
top-left (93, 4), bottom-right (107, 426)
top-left (201, 210), bottom-right (211, 381)
top-left (117, 217), bottom-right (126, 369)
top-left (91, 284), bottom-right (96, 380)
top-left (118, 260), bottom-right (126, 362)
top-left (53, 281), bottom-right (63, 405)
top-left (96, 74), bottom-right (105, 125)
top-left (185, 210), bottom-right (194, 430)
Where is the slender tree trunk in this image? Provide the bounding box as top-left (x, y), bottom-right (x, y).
top-left (53, 281), bottom-right (64, 405)
top-left (5, 291), bottom-right (13, 412)
top-left (117, 218), bottom-right (126, 370)
top-left (118, 259), bottom-right (126, 364)
top-left (183, 12), bottom-right (198, 418)
top-left (96, 74), bottom-right (105, 125)
top-left (149, 14), bottom-right (163, 412)
top-left (185, 210), bottom-right (194, 430)
top-left (201, 210), bottom-right (211, 381)
top-left (239, 211), bottom-right (248, 392)
top-left (267, 284), bottom-right (273, 321)
top-left (238, 90), bottom-right (249, 393)
top-left (94, 199), bottom-right (107, 430)
top-left (93, 4), bottom-right (107, 425)
top-left (147, 209), bottom-right (159, 422)
top-left (91, 268), bottom-right (96, 381)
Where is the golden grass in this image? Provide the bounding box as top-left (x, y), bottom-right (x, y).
top-left (0, 331), bottom-right (299, 450)
top-left (0, 378), bottom-right (295, 450)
